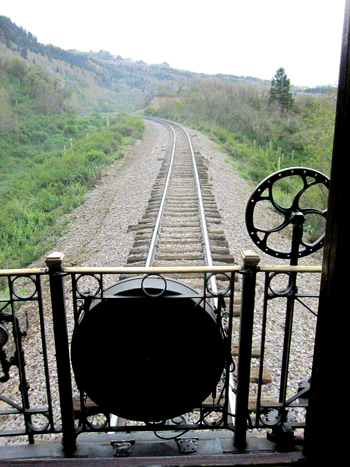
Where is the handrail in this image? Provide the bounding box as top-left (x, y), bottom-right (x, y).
top-left (0, 264), bottom-right (322, 276)
top-left (258, 265), bottom-right (322, 273)
top-left (0, 267), bottom-right (48, 276)
top-left (61, 265), bottom-right (240, 274)
top-left (61, 264), bottom-right (321, 275)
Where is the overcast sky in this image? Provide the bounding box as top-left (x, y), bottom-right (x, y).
top-left (2, 1), bottom-right (346, 87)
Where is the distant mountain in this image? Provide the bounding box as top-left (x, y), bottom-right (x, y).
top-left (0, 16), bottom-right (323, 114)
top-left (0, 15), bottom-right (145, 112)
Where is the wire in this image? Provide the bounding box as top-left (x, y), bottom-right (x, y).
top-left (153, 429), bottom-right (190, 440)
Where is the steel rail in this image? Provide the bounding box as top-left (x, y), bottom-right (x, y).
top-left (144, 122), bottom-right (176, 268)
top-left (175, 121), bottom-right (218, 297)
top-left (145, 118), bottom-right (219, 296)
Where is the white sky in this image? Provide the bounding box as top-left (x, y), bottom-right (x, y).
top-left (1, 1), bottom-right (346, 87)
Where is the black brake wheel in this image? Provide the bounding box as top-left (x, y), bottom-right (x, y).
top-left (245, 167), bottom-right (330, 259)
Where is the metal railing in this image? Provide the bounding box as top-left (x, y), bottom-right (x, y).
top-left (0, 251), bottom-right (321, 453)
top-left (236, 257), bottom-right (321, 450)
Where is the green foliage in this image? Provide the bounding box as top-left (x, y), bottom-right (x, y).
top-left (291, 93), bottom-right (336, 176)
top-left (0, 112), bottom-right (145, 270)
top-left (269, 67), bottom-right (294, 111)
top-left (146, 79), bottom-right (336, 238)
top-left (0, 57), bottom-right (73, 124)
top-left (148, 79), bottom-right (335, 177)
top-left (144, 107), bottom-right (158, 117)
top-left (96, 102), bottom-right (117, 113)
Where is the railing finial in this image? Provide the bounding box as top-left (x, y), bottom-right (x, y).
top-left (45, 252), bottom-right (65, 268)
top-left (241, 250), bottom-right (260, 267)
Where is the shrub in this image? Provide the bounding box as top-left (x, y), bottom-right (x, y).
top-left (31, 130), bottom-right (48, 143)
top-left (83, 150), bottom-right (105, 165)
top-left (63, 124), bottom-right (77, 136)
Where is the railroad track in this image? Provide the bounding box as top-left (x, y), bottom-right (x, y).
top-left (104, 118), bottom-right (239, 429)
top-left (125, 118), bottom-right (234, 280)
top-left (120, 118), bottom-right (274, 421)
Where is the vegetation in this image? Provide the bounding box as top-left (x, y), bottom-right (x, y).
top-left (1, 15), bottom-right (243, 114)
top-left (0, 114), bottom-right (143, 268)
top-left (144, 74), bottom-right (336, 239)
top-left (0, 111), bottom-right (144, 270)
top-left (0, 57), bottom-right (73, 126)
top-left (3, 16), bottom-right (326, 115)
top-left (145, 77), bottom-right (336, 179)
top-left (0, 56), bottom-right (145, 271)
top-left (269, 67), bottom-right (294, 111)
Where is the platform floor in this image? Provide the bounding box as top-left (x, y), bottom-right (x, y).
top-left (0, 430), bottom-right (305, 466)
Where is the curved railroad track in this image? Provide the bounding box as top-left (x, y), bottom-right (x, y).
top-left (126, 118), bottom-right (234, 279)
top-left (107, 118), bottom-right (238, 428)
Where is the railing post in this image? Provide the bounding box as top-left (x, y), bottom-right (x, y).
top-left (234, 250), bottom-right (260, 450)
top-left (46, 252), bottom-right (77, 454)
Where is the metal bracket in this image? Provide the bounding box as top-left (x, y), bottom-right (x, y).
top-left (176, 438), bottom-right (198, 454)
top-left (111, 439), bottom-right (135, 457)
top-left (297, 378), bottom-right (311, 403)
top-left (266, 410), bottom-right (296, 450)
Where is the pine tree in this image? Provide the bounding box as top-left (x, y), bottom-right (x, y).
top-left (269, 67), bottom-right (294, 111)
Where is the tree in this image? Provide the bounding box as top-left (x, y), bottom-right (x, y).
top-left (20, 47), bottom-right (28, 60)
top-left (269, 67), bottom-right (294, 111)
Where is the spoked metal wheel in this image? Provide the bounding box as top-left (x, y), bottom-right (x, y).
top-left (245, 167), bottom-right (330, 262)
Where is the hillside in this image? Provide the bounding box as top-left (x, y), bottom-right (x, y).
top-left (0, 15), bottom-right (151, 269)
top-left (0, 15), bottom-right (144, 113)
top-left (0, 15), bottom-right (202, 114)
top-left (1, 15), bottom-right (330, 117)
top-left (2, 14), bottom-right (324, 117)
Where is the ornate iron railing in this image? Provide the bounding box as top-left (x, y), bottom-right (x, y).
top-left (0, 252), bottom-right (321, 453)
top-left (0, 267), bottom-right (55, 444)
